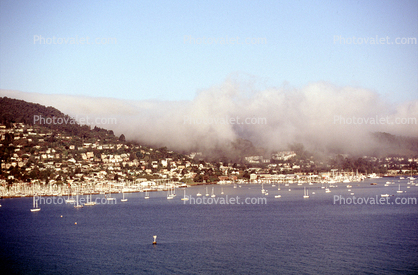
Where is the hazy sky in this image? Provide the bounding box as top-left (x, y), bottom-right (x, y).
top-left (1, 0), bottom-right (417, 103)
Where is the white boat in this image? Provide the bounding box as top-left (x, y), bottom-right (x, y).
top-left (303, 187), bottom-right (309, 199)
top-left (167, 186), bottom-right (176, 197)
top-left (84, 194), bottom-right (96, 206)
top-left (30, 194), bottom-right (41, 212)
top-left (325, 188), bottom-right (331, 193)
top-left (221, 188), bottom-right (224, 195)
top-left (368, 173), bottom-right (381, 179)
top-left (211, 187), bottom-right (216, 198)
top-left (397, 184), bottom-right (403, 194)
top-left (381, 194), bottom-right (390, 197)
top-left (167, 190), bottom-right (173, 200)
top-left (74, 192), bottom-right (83, 208)
top-left (144, 190), bottom-right (150, 199)
top-left (205, 187), bottom-right (209, 197)
top-left (65, 192), bottom-right (75, 204)
top-left (121, 191), bottom-right (128, 202)
top-left (274, 194), bottom-right (281, 198)
top-left (196, 191), bottom-right (202, 197)
top-left (181, 189), bottom-right (189, 201)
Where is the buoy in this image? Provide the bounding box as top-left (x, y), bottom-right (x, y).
top-left (60, 215), bottom-right (63, 218)
top-left (75, 222), bottom-right (77, 225)
top-left (153, 235), bottom-right (157, 245)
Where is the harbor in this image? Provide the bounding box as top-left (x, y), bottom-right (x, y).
top-left (1, 176), bottom-right (417, 274)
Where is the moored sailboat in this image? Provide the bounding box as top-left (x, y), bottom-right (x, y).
top-left (74, 191), bottom-right (83, 208)
top-left (30, 194), bottom-right (41, 212)
top-left (121, 190), bottom-right (128, 202)
top-left (303, 187), bottom-right (309, 199)
top-left (65, 188), bottom-right (75, 204)
top-left (167, 189), bottom-right (173, 200)
top-left (84, 193), bottom-right (96, 206)
top-left (181, 189), bottom-right (189, 201)
top-left (397, 184), bottom-right (403, 194)
top-left (211, 187), bottom-right (216, 198)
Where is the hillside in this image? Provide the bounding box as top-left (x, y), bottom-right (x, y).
top-left (0, 97), bottom-right (114, 140)
top-left (0, 97), bottom-right (215, 185)
top-left (371, 132), bottom-right (418, 156)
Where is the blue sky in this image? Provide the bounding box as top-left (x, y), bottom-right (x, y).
top-left (1, 0), bottom-right (417, 103)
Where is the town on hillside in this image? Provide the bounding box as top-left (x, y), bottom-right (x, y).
top-left (0, 122), bottom-right (417, 198)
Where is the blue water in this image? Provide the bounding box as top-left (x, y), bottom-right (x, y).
top-left (1, 178), bottom-right (417, 274)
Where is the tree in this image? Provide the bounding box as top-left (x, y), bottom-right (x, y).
top-left (194, 174), bottom-right (204, 182)
top-left (244, 171), bottom-right (251, 179)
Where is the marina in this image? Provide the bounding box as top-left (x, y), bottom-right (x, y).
top-left (0, 177), bottom-right (417, 274)
top-left (1, 172), bottom-right (416, 201)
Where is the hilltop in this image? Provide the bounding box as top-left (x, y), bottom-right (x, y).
top-left (0, 96), bottom-right (114, 140)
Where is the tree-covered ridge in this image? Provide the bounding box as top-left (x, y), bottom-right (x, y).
top-left (371, 132), bottom-right (418, 156)
top-left (0, 97), bottom-right (114, 140)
